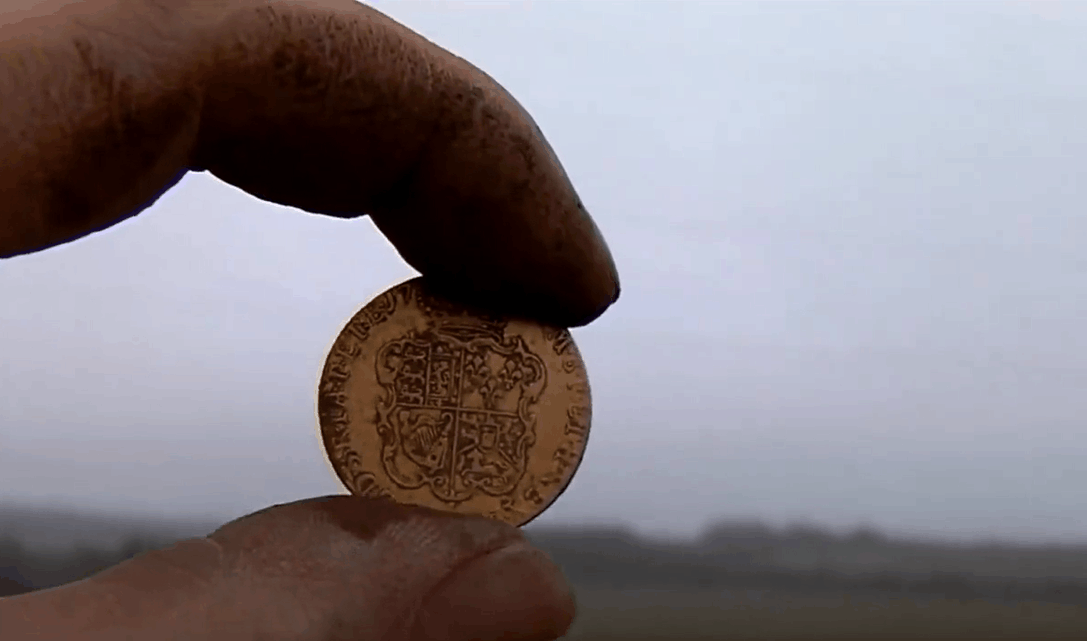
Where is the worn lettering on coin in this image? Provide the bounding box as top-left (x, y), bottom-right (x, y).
top-left (317, 277), bottom-right (592, 526)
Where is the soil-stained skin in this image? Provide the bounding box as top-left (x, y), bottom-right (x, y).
top-left (317, 277), bottom-right (592, 526)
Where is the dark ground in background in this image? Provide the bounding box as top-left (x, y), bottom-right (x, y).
top-left (5, 507), bottom-right (1087, 639)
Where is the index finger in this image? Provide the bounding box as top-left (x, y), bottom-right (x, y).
top-left (199, 0), bottom-right (620, 327)
top-left (0, 0), bottom-right (620, 327)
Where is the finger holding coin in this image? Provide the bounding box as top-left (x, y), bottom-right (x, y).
top-left (1, 0), bottom-right (619, 328)
top-left (3, 0), bottom-right (615, 529)
top-left (3, 2), bottom-right (609, 637)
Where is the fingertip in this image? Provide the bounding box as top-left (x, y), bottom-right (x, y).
top-left (424, 262), bottom-right (619, 330)
top-left (416, 205), bottom-right (622, 329)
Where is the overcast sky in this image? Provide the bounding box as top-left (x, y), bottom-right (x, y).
top-left (4, 1), bottom-right (1087, 544)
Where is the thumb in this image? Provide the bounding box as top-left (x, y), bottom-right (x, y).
top-left (205, 496), bottom-right (576, 641)
top-left (9, 496), bottom-right (577, 641)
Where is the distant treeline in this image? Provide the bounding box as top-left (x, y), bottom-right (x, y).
top-left (6, 520), bottom-right (1087, 607)
top-left (530, 522), bottom-right (1087, 577)
top-left (1, 535), bottom-right (168, 597)
top-left (527, 528), bottom-right (1087, 607)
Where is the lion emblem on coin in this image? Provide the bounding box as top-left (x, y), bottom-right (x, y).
top-left (374, 321), bottom-right (546, 505)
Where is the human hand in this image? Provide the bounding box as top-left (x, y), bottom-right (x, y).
top-left (0, 0), bottom-right (619, 327)
top-left (2, 497), bottom-right (576, 641)
top-left (1, 1), bottom-right (620, 639)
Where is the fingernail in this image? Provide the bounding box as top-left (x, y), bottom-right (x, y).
top-left (413, 542), bottom-right (576, 641)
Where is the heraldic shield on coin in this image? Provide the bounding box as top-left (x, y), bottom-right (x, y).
top-left (317, 277), bottom-right (592, 526)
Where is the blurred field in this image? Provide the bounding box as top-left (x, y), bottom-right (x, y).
top-left (562, 588), bottom-right (1087, 640)
top-left (6, 507), bottom-right (1087, 639)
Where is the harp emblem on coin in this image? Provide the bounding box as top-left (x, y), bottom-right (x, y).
top-left (375, 322), bottom-right (547, 503)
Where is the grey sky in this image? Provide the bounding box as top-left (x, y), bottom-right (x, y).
top-left (3, 1), bottom-right (1087, 544)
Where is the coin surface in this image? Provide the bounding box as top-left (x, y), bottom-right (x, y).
top-left (317, 277), bottom-right (592, 526)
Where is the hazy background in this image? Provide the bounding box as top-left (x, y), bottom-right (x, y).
top-left (4, 1), bottom-right (1087, 546)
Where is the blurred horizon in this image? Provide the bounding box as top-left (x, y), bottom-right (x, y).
top-left (5, 500), bottom-right (1087, 551)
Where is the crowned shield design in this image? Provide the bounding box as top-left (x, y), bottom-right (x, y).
top-left (374, 322), bottom-right (547, 505)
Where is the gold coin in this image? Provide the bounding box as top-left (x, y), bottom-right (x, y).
top-left (316, 277), bottom-right (592, 526)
